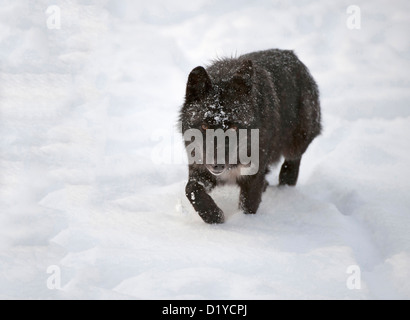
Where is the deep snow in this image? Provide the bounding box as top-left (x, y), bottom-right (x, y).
top-left (0, 0), bottom-right (409, 299)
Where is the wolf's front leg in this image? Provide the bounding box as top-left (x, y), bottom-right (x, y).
top-left (185, 179), bottom-right (224, 224)
top-left (239, 174), bottom-right (266, 215)
top-left (279, 158), bottom-right (301, 186)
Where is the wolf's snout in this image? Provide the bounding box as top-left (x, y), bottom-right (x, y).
top-left (207, 164), bottom-right (226, 175)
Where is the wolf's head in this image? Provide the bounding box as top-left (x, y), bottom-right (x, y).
top-left (180, 60), bottom-right (257, 176)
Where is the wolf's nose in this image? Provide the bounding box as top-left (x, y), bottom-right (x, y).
top-left (212, 164), bottom-right (225, 172)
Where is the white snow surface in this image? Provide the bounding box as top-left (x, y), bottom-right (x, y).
top-left (1, 0), bottom-right (410, 299)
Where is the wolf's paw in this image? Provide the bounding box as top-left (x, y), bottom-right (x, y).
top-left (239, 198), bottom-right (260, 215)
top-left (199, 208), bottom-right (225, 224)
top-left (242, 209), bottom-right (257, 215)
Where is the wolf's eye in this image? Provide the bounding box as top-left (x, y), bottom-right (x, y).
top-left (201, 124), bottom-right (209, 130)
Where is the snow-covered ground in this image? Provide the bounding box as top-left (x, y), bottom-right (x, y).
top-left (1, 0), bottom-right (410, 299)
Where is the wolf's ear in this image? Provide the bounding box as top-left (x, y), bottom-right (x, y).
top-left (185, 66), bottom-right (212, 103)
top-left (231, 60), bottom-right (253, 95)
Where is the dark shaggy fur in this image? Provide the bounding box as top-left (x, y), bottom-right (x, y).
top-left (180, 49), bottom-right (321, 224)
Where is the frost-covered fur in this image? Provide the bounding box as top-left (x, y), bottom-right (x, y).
top-left (180, 49), bottom-right (321, 224)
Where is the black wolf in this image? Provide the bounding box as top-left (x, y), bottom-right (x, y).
top-left (180, 49), bottom-right (321, 224)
